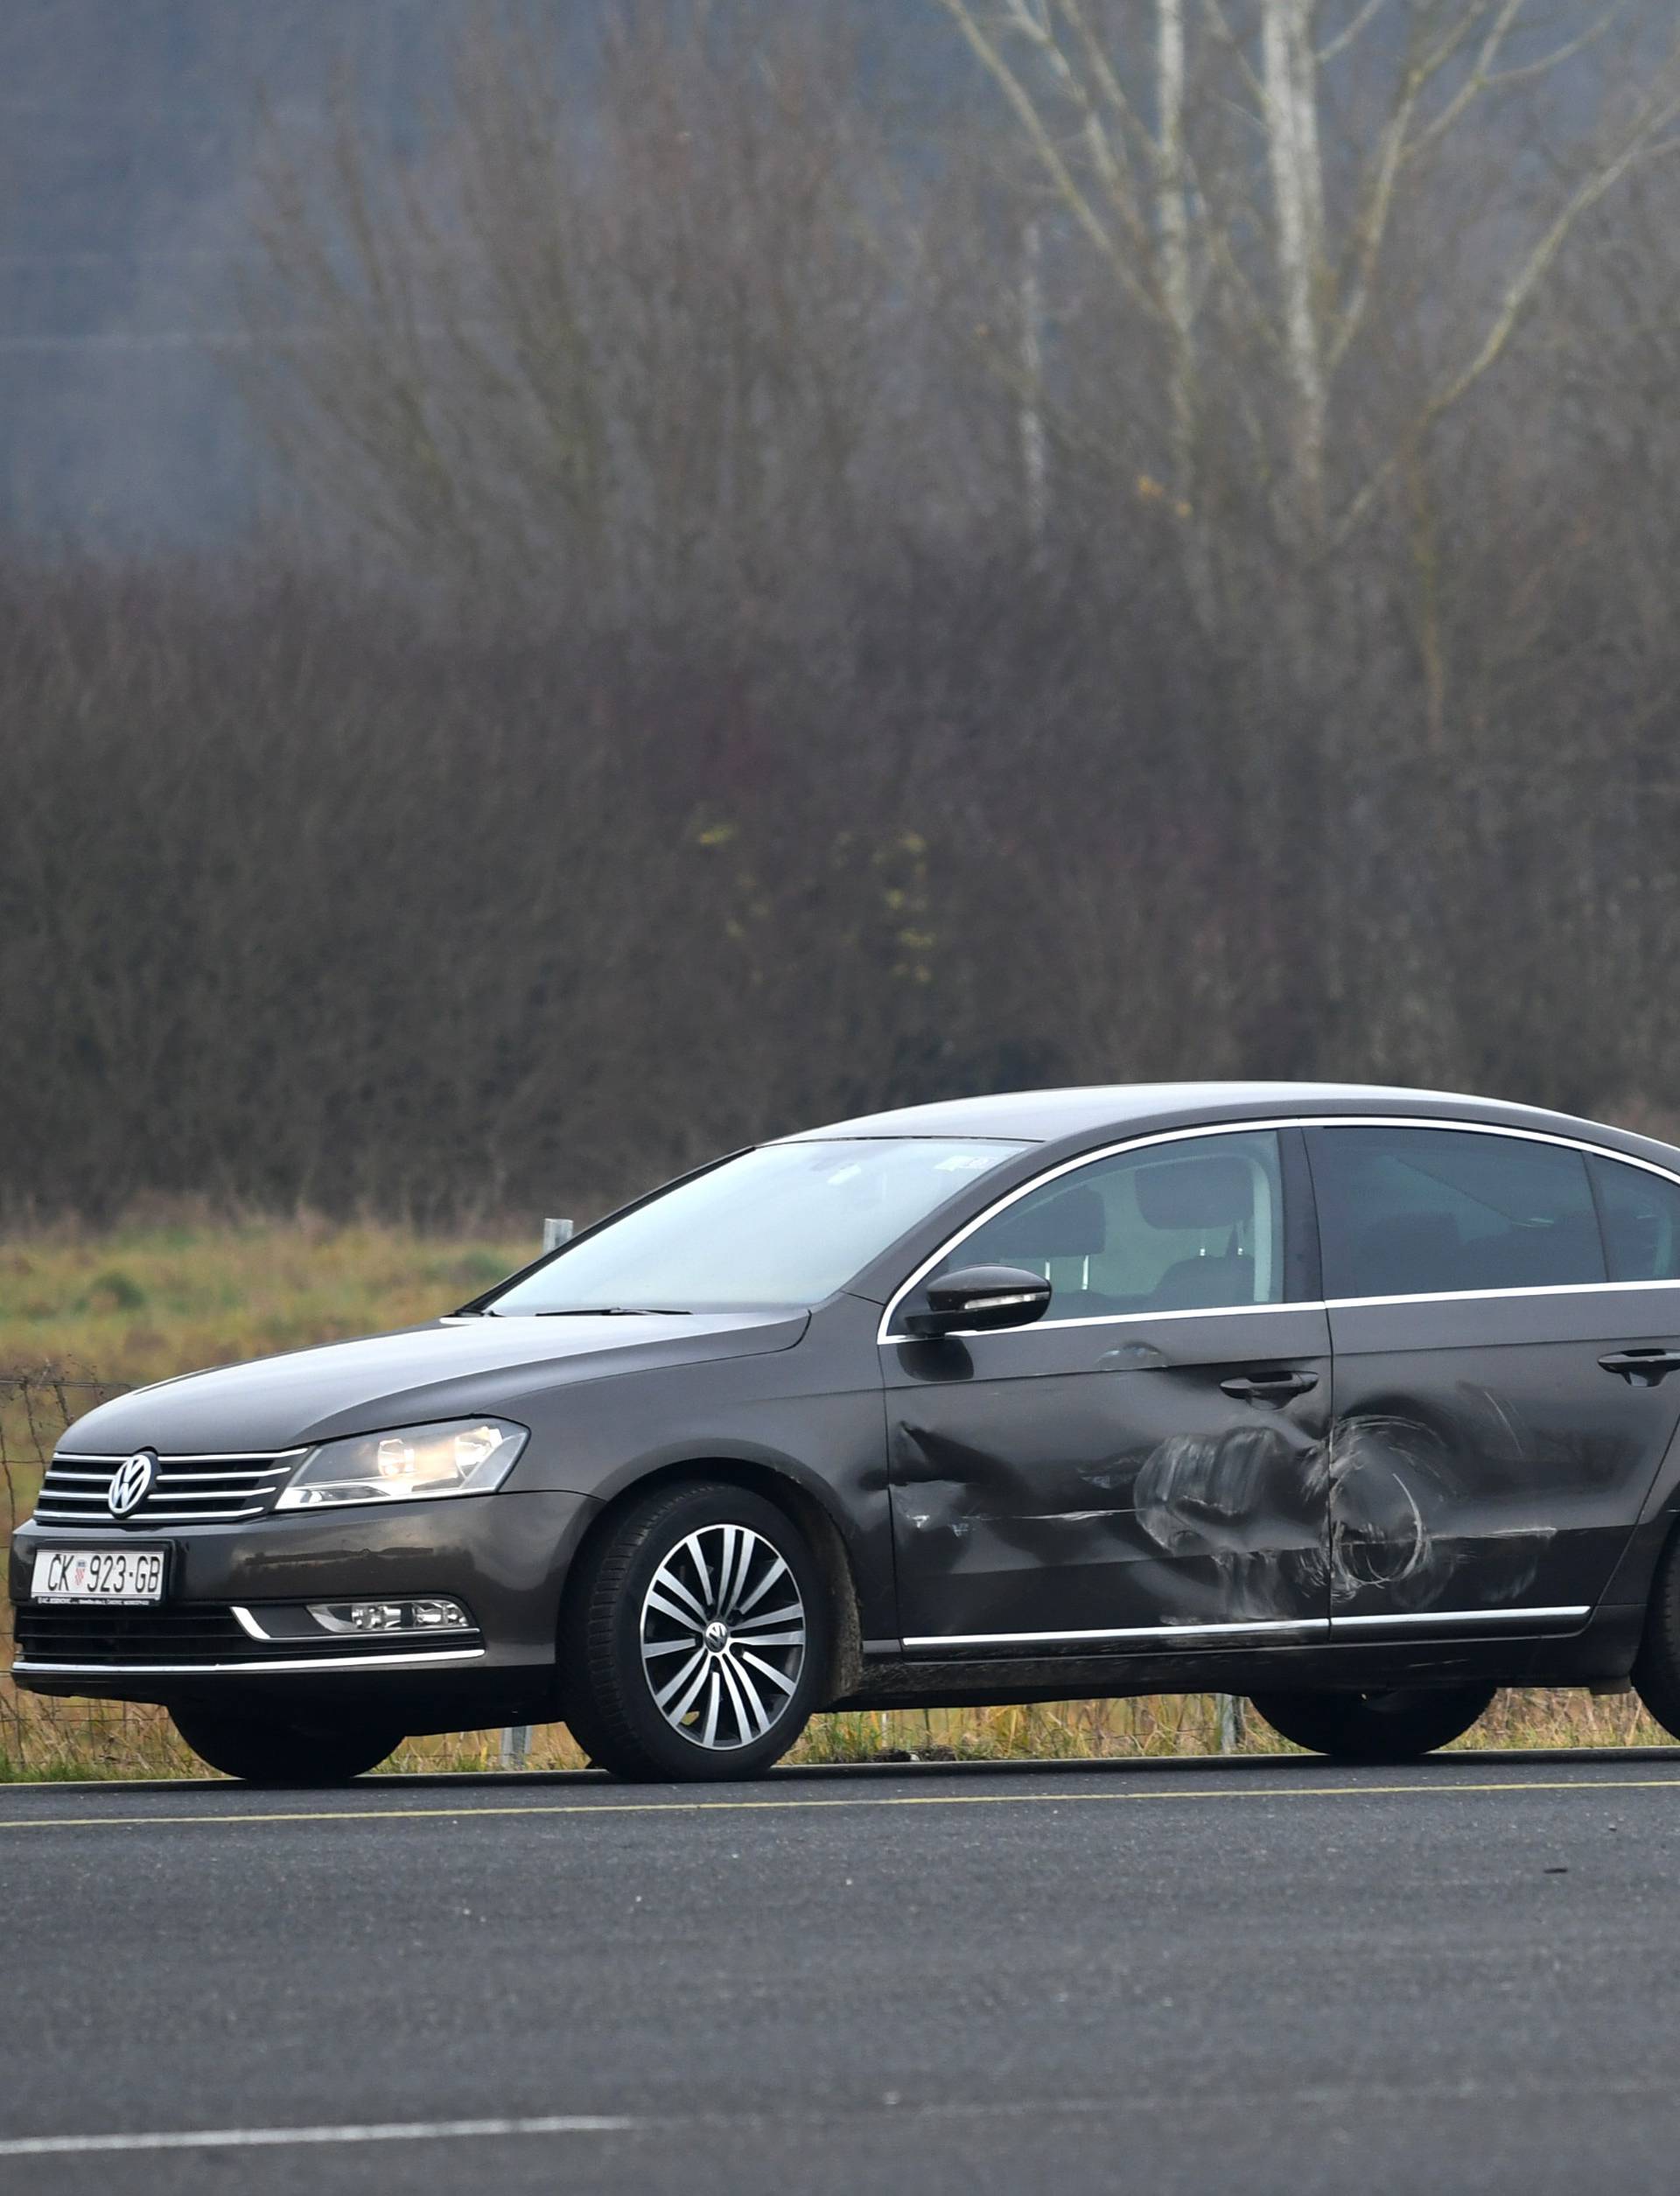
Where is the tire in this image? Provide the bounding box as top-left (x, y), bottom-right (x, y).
top-left (561, 1479), bottom-right (830, 1782)
top-left (1634, 1522), bottom-right (1680, 1740)
top-left (1247, 1683), bottom-right (1496, 1762)
top-left (170, 1703), bottom-right (403, 1786)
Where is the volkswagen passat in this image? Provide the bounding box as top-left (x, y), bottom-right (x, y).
top-left (16, 1081), bottom-right (1680, 1783)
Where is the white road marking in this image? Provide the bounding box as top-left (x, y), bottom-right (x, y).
top-left (7, 2076), bottom-right (1680, 2157)
top-left (1, 1772), bottom-right (1679, 1834)
top-left (0, 2116), bottom-right (634, 2158)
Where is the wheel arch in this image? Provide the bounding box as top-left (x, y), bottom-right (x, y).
top-left (556, 1457), bottom-right (865, 1705)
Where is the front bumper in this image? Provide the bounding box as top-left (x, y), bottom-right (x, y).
top-left (7, 1490), bottom-right (598, 1732)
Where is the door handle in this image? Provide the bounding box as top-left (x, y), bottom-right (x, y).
top-left (1220, 1370), bottom-right (1320, 1404)
top-left (1599, 1348), bottom-right (1680, 1388)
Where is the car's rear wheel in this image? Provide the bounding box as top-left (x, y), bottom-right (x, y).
top-left (1633, 1521), bottom-right (1680, 1741)
top-left (1247, 1683), bottom-right (1496, 1761)
top-left (561, 1479), bottom-right (830, 1781)
top-left (170, 1703), bottom-right (404, 1785)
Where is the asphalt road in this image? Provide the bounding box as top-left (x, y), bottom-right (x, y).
top-left (6, 1750), bottom-right (1680, 2195)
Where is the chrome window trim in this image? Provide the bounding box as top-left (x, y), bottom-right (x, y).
top-left (878, 1113), bottom-right (1680, 1343)
top-left (11, 1647), bottom-right (485, 1678)
top-left (904, 1605), bottom-right (1591, 1651)
top-left (1325, 1277), bottom-right (1680, 1311)
top-left (920, 1299), bottom-right (1320, 1342)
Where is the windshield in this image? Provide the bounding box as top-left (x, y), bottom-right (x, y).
top-left (484, 1138), bottom-right (1031, 1314)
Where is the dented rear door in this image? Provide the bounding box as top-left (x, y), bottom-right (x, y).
top-left (1307, 1122), bottom-right (1680, 1641)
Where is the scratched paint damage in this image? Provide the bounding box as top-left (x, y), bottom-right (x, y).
top-left (1318, 1409), bottom-right (1556, 1611)
top-left (893, 1385), bottom-right (1563, 1623)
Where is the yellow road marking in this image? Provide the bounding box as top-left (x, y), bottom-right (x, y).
top-left (2, 1773), bottom-right (1678, 1831)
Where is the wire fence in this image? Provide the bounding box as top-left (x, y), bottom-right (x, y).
top-left (0, 1367), bottom-right (191, 1775)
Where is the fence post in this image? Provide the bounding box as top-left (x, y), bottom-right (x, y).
top-left (1216, 1693), bottom-right (1245, 1754)
top-left (542, 1217), bottom-right (574, 1253)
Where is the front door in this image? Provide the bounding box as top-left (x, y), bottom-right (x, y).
top-left (884, 1128), bottom-right (1333, 1654)
top-left (1306, 1122), bottom-right (1680, 1641)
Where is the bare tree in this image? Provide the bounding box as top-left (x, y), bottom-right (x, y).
top-left (240, 2), bottom-right (920, 620)
top-left (12, 1), bottom-right (1680, 1227)
top-left (933, 1), bottom-right (1680, 603)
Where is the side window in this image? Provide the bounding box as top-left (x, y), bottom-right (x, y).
top-left (932, 1130), bottom-right (1287, 1319)
top-left (1312, 1127), bottom-right (1606, 1300)
top-left (1590, 1156), bottom-right (1680, 1282)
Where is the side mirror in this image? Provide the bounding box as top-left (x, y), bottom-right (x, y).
top-left (904, 1264), bottom-right (1053, 1339)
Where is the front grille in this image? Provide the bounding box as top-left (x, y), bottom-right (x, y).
top-left (32, 1450), bottom-right (300, 1528)
top-left (13, 1605), bottom-right (482, 1669)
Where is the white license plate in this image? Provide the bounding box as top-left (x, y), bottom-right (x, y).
top-left (32, 1548), bottom-right (166, 1605)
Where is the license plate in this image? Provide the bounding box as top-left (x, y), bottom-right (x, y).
top-left (31, 1548), bottom-right (166, 1605)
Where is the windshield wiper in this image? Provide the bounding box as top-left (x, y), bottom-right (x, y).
top-left (533, 1306), bottom-right (693, 1317)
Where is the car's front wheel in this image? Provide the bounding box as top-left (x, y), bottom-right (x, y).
top-left (170, 1703), bottom-right (404, 1785)
top-left (1247, 1684), bottom-right (1496, 1762)
top-left (561, 1479), bottom-right (830, 1781)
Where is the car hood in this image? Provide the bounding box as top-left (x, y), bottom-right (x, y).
top-left (59, 1311), bottom-right (810, 1457)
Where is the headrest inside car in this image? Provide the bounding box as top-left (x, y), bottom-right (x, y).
top-left (1133, 1154), bottom-right (1255, 1233)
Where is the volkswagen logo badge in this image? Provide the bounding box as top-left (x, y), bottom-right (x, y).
top-left (108, 1451), bottom-right (158, 1520)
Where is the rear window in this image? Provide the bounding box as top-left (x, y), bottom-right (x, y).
top-left (1590, 1155), bottom-right (1680, 1283)
top-left (1311, 1127), bottom-right (1606, 1300)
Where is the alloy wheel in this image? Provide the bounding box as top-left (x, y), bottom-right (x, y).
top-left (639, 1522), bottom-right (808, 1751)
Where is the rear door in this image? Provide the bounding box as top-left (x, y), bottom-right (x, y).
top-left (884, 1127), bottom-right (1333, 1654)
top-left (1306, 1122), bottom-right (1680, 1643)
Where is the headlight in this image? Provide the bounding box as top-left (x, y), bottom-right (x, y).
top-left (275, 1418), bottom-right (528, 1511)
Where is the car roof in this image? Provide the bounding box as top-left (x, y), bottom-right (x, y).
top-left (779, 1081), bottom-right (1679, 1166)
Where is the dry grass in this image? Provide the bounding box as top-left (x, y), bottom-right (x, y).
top-left (2, 1216), bottom-right (1674, 1780)
top-left (4, 1686), bottom-right (1666, 1787)
top-left (0, 1213), bottom-right (532, 1399)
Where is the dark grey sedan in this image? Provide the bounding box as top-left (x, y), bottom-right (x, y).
top-left (16, 1080), bottom-right (1680, 1783)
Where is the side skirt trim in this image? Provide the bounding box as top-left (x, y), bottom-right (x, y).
top-left (903, 1619), bottom-right (1327, 1651)
top-left (1328, 1605), bottom-right (1589, 1631)
top-left (902, 1605), bottom-right (1592, 1652)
